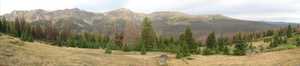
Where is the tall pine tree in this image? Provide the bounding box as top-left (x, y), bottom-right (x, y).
top-left (204, 32), bottom-right (217, 55)
top-left (182, 26), bottom-right (197, 53)
top-left (287, 24), bottom-right (293, 38)
top-left (206, 32), bottom-right (217, 49)
top-left (233, 33), bottom-right (248, 55)
top-left (140, 17), bottom-right (156, 55)
top-left (217, 37), bottom-right (230, 54)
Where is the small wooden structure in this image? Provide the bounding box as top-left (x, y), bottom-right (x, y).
top-left (159, 54), bottom-right (168, 66)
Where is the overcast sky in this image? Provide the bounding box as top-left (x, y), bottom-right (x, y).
top-left (0, 0), bottom-right (299, 22)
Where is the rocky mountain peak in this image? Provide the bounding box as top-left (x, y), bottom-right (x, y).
top-left (30, 9), bottom-right (48, 13)
top-left (112, 8), bottom-right (133, 13)
top-left (63, 8), bottom-right (82, 12)
top-left (105, 8), bottom-right (134, 15)
top-left (1, 8), bottom-right (286, 37)
top-left (204, 14), bottom-right (233, 20)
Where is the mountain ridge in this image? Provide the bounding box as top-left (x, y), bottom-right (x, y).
top-left (1, 8), bottom-right (290, 40)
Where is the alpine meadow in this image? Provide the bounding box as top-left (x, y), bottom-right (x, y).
top-left (0, 0), bottom-right (300, 66)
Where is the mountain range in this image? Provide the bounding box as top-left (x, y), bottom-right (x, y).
top-left (1, 8), bottom-right (291, 40)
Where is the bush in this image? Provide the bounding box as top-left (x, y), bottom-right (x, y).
top-left (186, 57), bottom-right (194, 60)
top-left (223, 46), bottom-right (231, 55)
top-left (296, 38), bottom-right (300, 47)
top-left (141, 51), bottom-right (146, 55)
top-left (195, 47), bottom-right (204, 54)
top-left (105, 48), bottom-right (112, 54)
top-left (176, 52), bottom-right (184, 59)
top-left (122, 45), bottom-right (131, 52)
top-left (258, 45), bottom-right (265, 52)
top-left (233, 42), bottom-right (248, 56)
top-left (105, 41), bottom-right (113, 54)
top-left (203, 48), bottom-right (215, 55)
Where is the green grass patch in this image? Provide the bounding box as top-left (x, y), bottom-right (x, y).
top-left (268, 44), bottom-right (297, 52)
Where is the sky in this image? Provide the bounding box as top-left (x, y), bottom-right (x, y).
top-left (0, 0), bottom-right (299, 22)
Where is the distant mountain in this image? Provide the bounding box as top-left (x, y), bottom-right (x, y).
top-left (1, 8), bottom-right (290, 39)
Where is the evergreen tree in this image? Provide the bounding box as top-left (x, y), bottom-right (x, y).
top-left (14, 17), bottom-right (22, 37)
top-left (180, 36), bottom-right (191, 56)
top-left (287, 24), bottom-right (293, 38)
top-left (0, 17), bottom-right (7, 33)
top-left (233, 33), bottom-right (248, 55)
top-left (269, 33), bottom-right (287, 48)
top-left (233, 41), bottom-right (248, 55)
top-left (183, 26), bottom-right (197, 53)
top-left (265, 30), bottom-right (274, 37)
top-left (217, 37), bottom-right (230, 54)
top-left (18, 19), bottom-right (33, 42)
top-left (204, 32), bottom-right (217, 54)
top-left (20, 27), bottom-right (33, 42)
top-left (140, 41), bottom-right (147, 55)
top-left (206, 32), bottom-right (217, 49)
top-left (140, 17), bottom-right (156, 55)
top-left (105, 41), bottom-right (113, 54)
top-left (0, 17), bottom-right (3, 32)
top-left (176, 26), bottom-right (197, 55)
top-left (176, 45), bottom-right (184, 59)
top-left (223, 46), bottom-right (231, 55)
top-left (203, 47), bottom-right (214, 55)
top-left (269, 35), bottom-right (280, 48)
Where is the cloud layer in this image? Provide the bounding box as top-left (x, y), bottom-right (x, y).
top-left (0, 0), bottom-right (299, 22)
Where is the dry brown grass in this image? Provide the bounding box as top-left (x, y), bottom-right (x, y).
top-left (168, 48), bottom-right (300, 66)
top-left (0, 35), bottom-right (299, 66)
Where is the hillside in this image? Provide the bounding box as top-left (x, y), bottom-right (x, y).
top-left (2, 8), bottom-right (289, 38)
top-left (1, 34), bottom-right (300, 66)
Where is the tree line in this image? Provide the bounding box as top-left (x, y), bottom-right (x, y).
top-left (0, 16), bottom-right (299, 58)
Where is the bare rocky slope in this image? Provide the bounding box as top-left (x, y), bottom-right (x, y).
top-left (1, 8), bottom-right (290, 38)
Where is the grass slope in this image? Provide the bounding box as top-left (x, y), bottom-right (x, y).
top-left (0, 35), bottom-right (299, 66)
